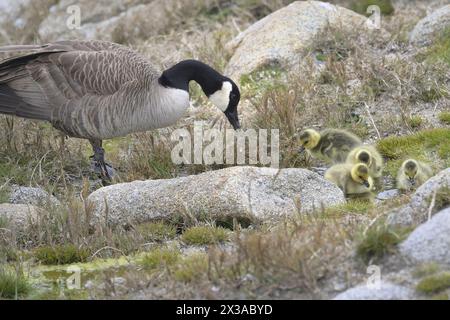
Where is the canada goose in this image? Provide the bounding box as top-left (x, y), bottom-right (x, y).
top-left (325, 163), bottom-right (374, 198)
top-left (396, 159), bottom-right (433, 191)
top-left (0, 40), bottom-right (241, 180)
top-left (346, 145), bottom-right (384, 178)
top-left (298, 128), bottom-right (362, 164)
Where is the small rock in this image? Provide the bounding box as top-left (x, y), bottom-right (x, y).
top-left (410, 5), bottom-right (450, 46)
top-left (9, 185), bottom-right (60, 207)
top-left (87, 166), bottom-right (345, 227)
top-left (333, 281), bottom-right (415, 300)
top-left (376, 189), bottom-right (400, 201)
top-left (399, 207), bottom-right (450, 266)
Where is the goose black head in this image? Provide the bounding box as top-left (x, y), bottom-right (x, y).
top-left (208, 78), bottom-right (241, 130)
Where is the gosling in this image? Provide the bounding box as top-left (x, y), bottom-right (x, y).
top-left (325, 163), bottom-right (374, 199)
top-left (397, 159), bottom-right (433, 191)
top-left (298, 128), bottom-right (362, 164)
top-left (346, 145), bottom-right (384, 178)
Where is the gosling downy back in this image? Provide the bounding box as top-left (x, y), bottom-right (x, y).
top-left (397, 159), bottom-right (433, 191)
top-left (298, 128), bottom-right (362, 164)
top-left (346, 145), bottom-right (384, 178)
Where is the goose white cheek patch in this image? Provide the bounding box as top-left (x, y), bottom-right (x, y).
top-left (209, 81), bottom-right (232, 111)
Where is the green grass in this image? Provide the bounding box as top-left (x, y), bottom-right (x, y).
top-left (356, 221), bottom-right (412, 263)
top-left (416, 272), bottom-right (450, 295)
top-left (0, 266), bottom-right (31, 299)
top-left (137, 222), bottom-right (177, 243)
top-left (407, 115), bottom-right (424, 129)
top-left (173, 253), bottom-right (209, 282)
top-left (34, 245), bottom-right (90, 265)
top-left (439, 112), bottom-right (450, 125)
top-left (139, 247), bottom-right (180, 271)
top-left (377, 128), bottom-right (450, 176)
top-left (350, 0), bottom-right (394, 16)
top-left (181, 226), bottom-right (229, 245)
top-left (425, 27), bottom-right (450, 66)
top-left (412, 263), bottom-right (440, 278)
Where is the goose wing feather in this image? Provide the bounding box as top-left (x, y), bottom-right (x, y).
top-left (0, 41), bottom-right (158, 138)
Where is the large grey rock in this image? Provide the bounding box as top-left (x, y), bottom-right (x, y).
top-left (410, 5), bottom-right (450, 46)
top-left (387, 168), bottom-right (450, 226)
top-left (9, 185), bottom-right (60, 207)
top-left (333, 281), bottom-right (415, 300)
top-left (399, 207), bottom-right (450, 265)
top-left (0, 203), bottom-right (38, 231)
top-left (224, 1), bottom-right (382, 80)
top-left (87, 166), bottom-right (345, 226)
top-left (38, 0), bottom-right (202, 42)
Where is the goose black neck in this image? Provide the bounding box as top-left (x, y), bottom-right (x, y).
top-left (158, 60), bottom-right (225, 96)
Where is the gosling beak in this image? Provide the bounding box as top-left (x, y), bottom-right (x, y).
top-left (299, 146), bottom-right (305, 153)
top-left (363, 180), bottom-right (370, 188)
top-left (224, 110), bottom-right (240, 130)
top-left (409, 177), bottom-right (416, 186)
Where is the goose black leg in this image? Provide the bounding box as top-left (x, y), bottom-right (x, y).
top-left (89, 140), bottom-right (115, 182)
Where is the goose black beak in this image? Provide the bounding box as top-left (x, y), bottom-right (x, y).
top-left (409, 178), bottom-right (416, 186)
top-left (224, 110), bottom-right (240, 130)
top-left (299, 146), bottom-right (305, 153)
top-left (363, 180), bottom-right (370, 188)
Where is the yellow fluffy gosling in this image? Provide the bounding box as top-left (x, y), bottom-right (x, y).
top-left (397, 159), bottom-right (433, 191)
top-left (346, 145), bottom-right (384, 178)
top-left (325, 163), bottom-right (374, 199)
top-left (298, 128), bottom-right (362, 164)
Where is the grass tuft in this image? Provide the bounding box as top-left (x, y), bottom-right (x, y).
top-left (181, 226), bottom-right (229, 245)
top-left (34, 245), bottom-right (90, 265)
top-left (0, 266), bottom-right (31, 299)
top-left (137, 222), bottom-right (177, 243)
top-left (416, 272), bottom-right (450, 295)
top-left (356, 220), bottom-right (411, 263)
top-left (139, 247), bottom-right (180, 271)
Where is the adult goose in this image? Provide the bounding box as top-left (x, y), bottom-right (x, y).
top-left (0, 40), bottom-right (241, 180)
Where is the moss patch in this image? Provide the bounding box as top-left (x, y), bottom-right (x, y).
top-left (377, 128), bottom-right (450, 176)
top-left (438, 112), bottom-right (450, 125)
top-left (416, 272), bottom-right (450, 295)
top-left (34, 245), bottom-right (90, 265)
top-left (181, 226), bottom-right (229, 245)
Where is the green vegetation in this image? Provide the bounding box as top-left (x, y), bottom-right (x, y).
top-left (406, 115), bottom-right (424, 129)
top-left (34, 245), bottom-right (90, 265)
top-left (438, 112), bottom-right (450, 125)
top-left (0, 266), bottom-right (31, 299)
top-left (173, 253), bottom-right (209, 282)
top-left (139, 247), bottom-right (180, 271)
top-left (350, 0), bottom-right (395, 16)
top-left (181, 226), bottom-right (229, 245)
top-left (137, 222), bottom-right (177, 242)
top-left (416, 272), bottom-right (450, 295)
top-left (356, 221), bottom-right (411, 263)
top-left (412, 263), bottom-right (440, 278)
top-left (424, 27), bottom-right (450, 66)
top-left (377, 128), bottom-right (450, 176)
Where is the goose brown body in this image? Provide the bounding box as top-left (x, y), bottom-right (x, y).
top-left (0, 40), bottom-right (190, 141)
